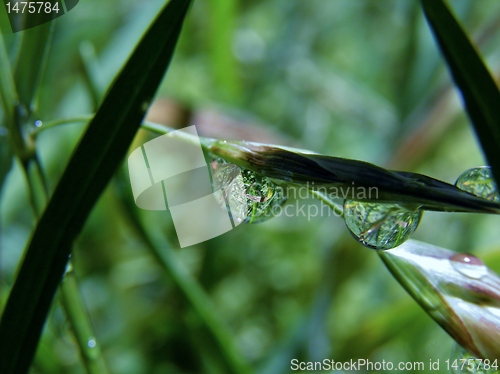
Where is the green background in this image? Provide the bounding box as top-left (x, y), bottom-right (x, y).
top-left (1, 0), bottom-right (500, 372)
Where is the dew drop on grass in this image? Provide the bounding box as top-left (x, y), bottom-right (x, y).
top-left (450, 344), bottom-right (497, 374)
top-left (34, 120), bottom-right (42, 128)
top-left (449, 253), bottom-right (488, 280)
top-left (343, 201), bottom-right (423, 250)
top-left (211, 159), bottom-right (286, 224)
top-left (455, 166), bottom-right (500, 202)
top-left (87, 337), bottom-right (96, 348)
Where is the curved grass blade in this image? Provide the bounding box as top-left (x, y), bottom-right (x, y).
top-left (208, 140), bottom-right (500, 214)
top-left (421, 0), bottom-right (500, 186)
top-left (379, 240), bottom-right (500, 360)
top-left (0, 0), bottom-right (192, 372)
top-left (133, 123), bottom-right (500, 214)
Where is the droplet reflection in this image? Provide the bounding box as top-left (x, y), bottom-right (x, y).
top-left (344, 201), bottom-right (422, 250)
top-left (211, 159), bottom-right (286, 224)
top-left (455, 167), bottom-right (500, 202)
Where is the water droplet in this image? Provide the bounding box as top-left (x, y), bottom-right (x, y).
top-left (455, 167), bottom-right (500, 202)
top-left (343, 201), bottom-right (423, 250)
top-left (0, 127), bottom-right (7, 136)
top-left (450, 344), bottom-right (495, 373)
top-left (211, 159), bottom-right (286, 224)
top-left (87, 337), bottom-right (96, 348)
top-left (450, 253), bottom-right (488, 279)
top-left (34, 120), bottom-right (42, 128)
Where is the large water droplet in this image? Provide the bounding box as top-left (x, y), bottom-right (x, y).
top-left (450, 344), bottom-right (497, 374)
top-left (211, 159), bottom-right (286, 224)
top-left (455, 167), bottom-right (500, 202)
top-left (450, 253), bottom-right (488, 280)
top-left (344, 201), bottom-right (422, 250)
top-left (34, 120), bottom-right (42, 128)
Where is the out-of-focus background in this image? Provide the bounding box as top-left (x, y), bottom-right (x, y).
top-left (2, 0), bottom-right (500, 372)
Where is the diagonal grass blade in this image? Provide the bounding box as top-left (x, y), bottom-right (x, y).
top-left (0, 0), bottom-right (192, 372)
top-left (421, 0), bottom-right (500, 186)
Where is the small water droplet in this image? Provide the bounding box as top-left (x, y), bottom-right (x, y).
top-left (455, 166), bottom-right (500, 202)
top-left (211, 159), bottom-right (286, 224)
top-left (450, 344), bottom-right (495, 373)
top-left (34, 120), bottom-right (42, 128)
top-left (344, 201), bottom-right (422, 250)
top-left (450, 253), bottom-right (488, 279)
top-left (87, 337), bottom-right (96, 348)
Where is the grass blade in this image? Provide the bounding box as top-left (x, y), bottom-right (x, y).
top-left (0, 0), bottom-right (192, 372)
top-left (0, 34), bottom-right (15, 198)
top-left (13, 21), bottom-right (54, 115)
top-left (208, 140), bottom-right (500, 214)
top-left (208, 0), bottom-right (241, 104)
top-left (59, 267), bottom-right (109, 374)
top-left (379, 240), bottom-right (500, 360)
top-left (115, 169), bottom-right (252, 374)
top-left (0, 29), bottom-right (24, 155)
top-left (421, 0), bottom-right (500, 185)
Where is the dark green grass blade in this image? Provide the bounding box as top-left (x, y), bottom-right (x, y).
top-left (421, 0), bottom-right (500, 185)
top-left (0, 0), bottom-right (191, 372)
top-left (210, 141), bottom-right (500, 214)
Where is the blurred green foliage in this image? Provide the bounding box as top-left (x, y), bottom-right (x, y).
top-left (2, 0), bottom-right (500, 373)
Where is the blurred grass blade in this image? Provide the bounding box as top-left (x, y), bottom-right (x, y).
top-left (0, 34), bottom-right (17, 123)
top-left (14, 22), bottom-right (54, 114)
top-left (208, 0), bottom-right (241, 104)
top-left (0, 30), bottom-right (24, 155)
top-left (79, 41), bottom-right (104, 110)
top-left (114, 169), bottom-right (252, 374)
top-left (0, 29), bottom-right (19, 207)
top-left (59, 267), bottom-right (109, 374)
top-left (421, 0), bottom-right (500, 185)
top-left (0, 0), bottom-right (192, 372)
top-left (379, 240), bottom-right (500, 360)
top-left (0, 133), bottom-right (12, 197)
top-left (0, 34), bottom-right (15, 197)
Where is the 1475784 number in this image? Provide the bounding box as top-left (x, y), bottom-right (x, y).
top-left (446, 358), bottom-right (498, 372)
top-left (6, 2), bottom-right (59, 14)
